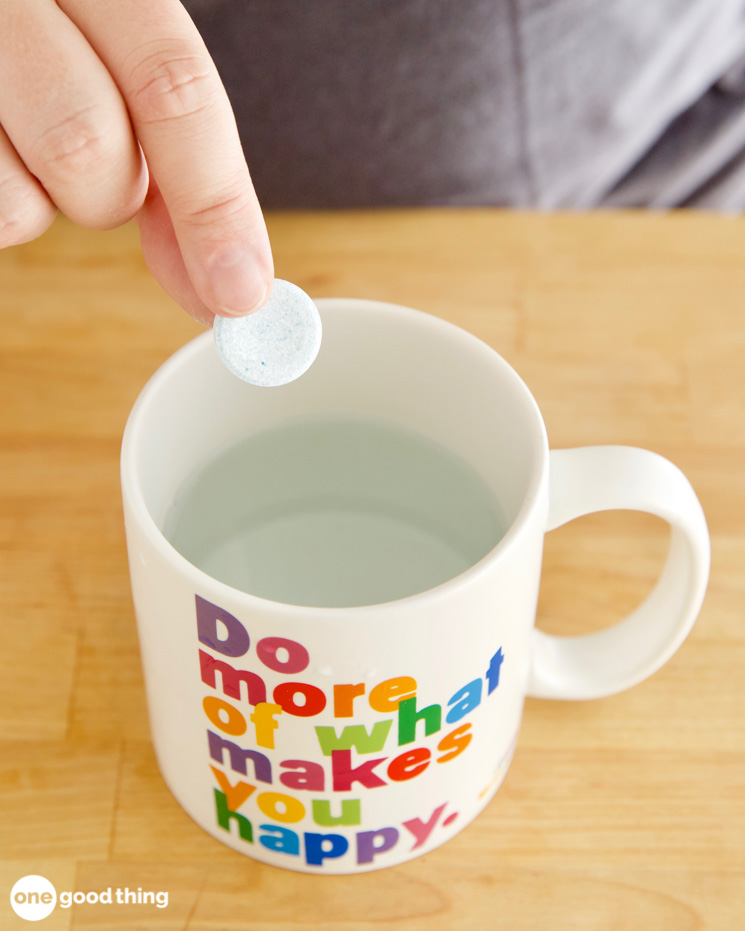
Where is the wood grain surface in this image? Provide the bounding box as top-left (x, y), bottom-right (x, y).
top-left (0, 211), bottom-right (743, 930)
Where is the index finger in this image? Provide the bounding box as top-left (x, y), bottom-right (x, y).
top-left (59, 0), bottom-right (273, 316)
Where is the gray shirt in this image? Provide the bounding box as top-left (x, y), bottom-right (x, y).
top-left (184, 0), bottom-right (745, 209)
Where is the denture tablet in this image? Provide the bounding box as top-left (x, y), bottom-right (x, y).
top-left (213, 278), bottom-right (322, 387)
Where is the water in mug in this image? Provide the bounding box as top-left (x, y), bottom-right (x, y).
top-left (163, 414), bottom-right (507, 607)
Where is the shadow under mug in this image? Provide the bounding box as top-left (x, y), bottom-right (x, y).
top-left (121, 299), bottom-right (710, 874)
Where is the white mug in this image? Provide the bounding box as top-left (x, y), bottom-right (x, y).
top-left (121, 299), bottom-right (710, 874)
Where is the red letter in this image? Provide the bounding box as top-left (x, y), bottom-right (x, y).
top-left (279, 760), bottom-right (326, 791)
top-left (387, 747), bottom-right (431, 782)
top-left (257, 637), bottom-right (309, 673)
top-left (273, 682), bottom-right (327, 717)
top-left (331, 750), bottom-right (387, 790)
top-left (199, 650), bottom-right (267, 706)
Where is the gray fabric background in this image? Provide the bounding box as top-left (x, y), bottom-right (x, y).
top-left (183, 0), bottom-right (745, 209)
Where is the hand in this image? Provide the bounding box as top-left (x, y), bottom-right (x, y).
top-left (0, 0), bottom-right (273, 326)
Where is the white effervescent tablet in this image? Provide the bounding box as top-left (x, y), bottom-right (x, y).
top-left (213, 278), bottom-right (322, 387)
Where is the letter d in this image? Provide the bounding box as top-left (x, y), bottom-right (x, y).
top-left (196, 596), bottom-right (249, 657)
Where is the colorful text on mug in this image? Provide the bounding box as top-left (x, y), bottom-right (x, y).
top-left (196, 595), bottom-right (508, 869)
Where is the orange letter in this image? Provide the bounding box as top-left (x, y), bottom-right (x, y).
top-left (210, 766), bottom-right (256, 811)
top-left (369, 676), bottom-right (417, 713)
top-left (203, 696), bottom-right (247, 736)
top-left (436, 724), bottom-right (472, 763)
top-left (334, 683), bottom-right (366, 717)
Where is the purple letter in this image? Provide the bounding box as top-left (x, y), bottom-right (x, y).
top-left (196, 595), bottom-right (249, 657)
top-left (356, 827), bottom-right (399, 864)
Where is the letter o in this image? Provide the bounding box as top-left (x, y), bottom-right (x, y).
top-left (86, 892), bottom-right (98, 904)
top-left (73, 892), bottom-right (85, 904)
top-left (202, 696), bottom-right (247, 735)
top-left (273, 682), bottom-right (326, 717)
top-left (257, 791), bottom-right (306, 824)
top-left (257, 637), bottom-right (309, 673)
top-left (14, 893), bottom-right (26, 904)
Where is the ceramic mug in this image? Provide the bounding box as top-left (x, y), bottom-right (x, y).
top-left (120, 299), bottom-right (710, 874)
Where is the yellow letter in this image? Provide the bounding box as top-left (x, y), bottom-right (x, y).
top-left (250, 702), bottom-right (283, 748)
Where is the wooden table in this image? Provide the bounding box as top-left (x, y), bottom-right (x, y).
top-left (0, 211), bottom-right (742, 930)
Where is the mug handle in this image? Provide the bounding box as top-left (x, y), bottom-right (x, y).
top-left (528, 446), bottom-right (711, 700)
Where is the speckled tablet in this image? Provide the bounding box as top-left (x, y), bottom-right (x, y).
top-left (213, 279), bottom-right (322, 387)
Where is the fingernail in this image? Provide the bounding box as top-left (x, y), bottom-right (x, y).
top-left (207, 246), bottom-right (269, 315)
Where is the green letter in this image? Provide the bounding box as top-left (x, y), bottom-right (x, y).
top-left (315, 719), bottom-right (393, 756)
top-left (312, 798), bottom-right (362, 826)
top-left (214, 789), bottom-right (253, 842)
top-left (397, 697), bottom-right (442, 746)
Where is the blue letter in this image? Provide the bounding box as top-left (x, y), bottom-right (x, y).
top-left (259, 825), bottom-right (300, 856)
top-left (485, 647), bottom-right (505, 694)
top-left (446, 678), bottom-right (482, 723)
top-left (304, 832), bottom-right (349, 867)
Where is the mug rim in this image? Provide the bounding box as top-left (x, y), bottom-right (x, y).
top-left (121, 298), bottom-right (549, 616)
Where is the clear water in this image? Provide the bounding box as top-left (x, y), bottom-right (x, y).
top-left (163, 414), bottom-right (506, 607)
